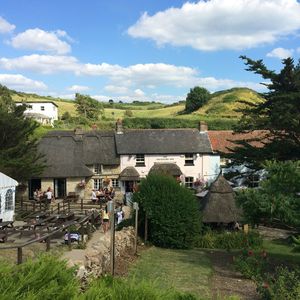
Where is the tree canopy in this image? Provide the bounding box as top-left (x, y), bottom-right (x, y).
top-left (230, 56), bottom-right (300, 168)
top-left (0, 85), bottom-right (44, 182)
top-left (236, 160), bottom-right (300, 228)
top-left (185, 86), bottom-right (210, 113)
top-left (75, 93), bottom-right (103, 120)
top-left (133, 174), bottom-right (201, 249)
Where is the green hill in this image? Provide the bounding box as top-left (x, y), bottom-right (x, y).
top-left (10, 87), bottom-right (263, 130)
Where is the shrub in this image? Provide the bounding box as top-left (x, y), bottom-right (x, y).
top-left (223, 94), bottom-right (239, 103)
top-left (124, 109), bottom-right (133, 117)
top-left (0, 255), bottom-right (79, 300)
top-left (194, 231), bottom-right (262, 250)
top-left (133, 174), bottom-right (202, 249)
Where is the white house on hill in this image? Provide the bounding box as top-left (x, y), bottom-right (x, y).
top-left (0, 172), bottom-right (18, 222)
top-left (16, 101), bottom-right (58, 126)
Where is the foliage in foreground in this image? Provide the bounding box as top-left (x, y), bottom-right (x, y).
top-left (0, 255), bottom-right (79, 300)
top-left (195, 230), bottom-right (262, 250)
top-left (236, 160), bottom-right (300, 227)
top-left (77, 276), bottom-right (198, 300)
top-left (133, 174), bottom-right (202, 249)
top-left (234, 249), bottom-right (300, 300)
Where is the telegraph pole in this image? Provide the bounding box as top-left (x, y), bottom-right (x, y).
top-left (108, 199), bottom-right (115, 276)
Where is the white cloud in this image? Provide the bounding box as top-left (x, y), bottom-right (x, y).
top-left (0, 17), bottom-right (15, 34)
top-left (128, 0), bottom-right (300, 51)
top-left (0, 74), bottom-right (47, 92)
top-left (67, 85), bottom-right (89, 92)
top-left (134, 89), bottom-right (145, 97)
top-left (104, 85), bottom-right (129, 94)
top-left (0, 54), bottom-right (264, 92)
top-left (10, 28), bottom-right (71, 54)
top-left (267, 47), bottom-right (294, 59)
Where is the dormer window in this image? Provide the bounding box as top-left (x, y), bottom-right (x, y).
top-left (135, 154), bottom-right (145, 167)
top-left (185, 154), bottom-right (194, 166)
top-left (94, 164), bottom-right (101, 175)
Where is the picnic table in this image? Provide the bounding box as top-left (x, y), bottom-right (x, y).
top-left (53, 212), bottom-right (75, 222)
top-left (0, 221), bottom-right (14, 230)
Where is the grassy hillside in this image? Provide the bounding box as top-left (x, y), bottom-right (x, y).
top-left (10, 87), bottom-right (263, 130)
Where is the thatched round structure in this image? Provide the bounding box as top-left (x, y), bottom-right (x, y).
top-left (149, 163), bottom-right (182, 177)
top-left (199, 174), bottom-right (242, 223)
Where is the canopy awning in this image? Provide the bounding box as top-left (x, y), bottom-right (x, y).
top-left (149, 163), bottom-right (182, 177)
top-left (119, 167), bottom-right (140, 181)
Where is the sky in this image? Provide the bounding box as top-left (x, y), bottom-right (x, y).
top-left (0, 0), bottom-right (300, 103)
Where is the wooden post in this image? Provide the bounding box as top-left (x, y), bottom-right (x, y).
top-left (33, 201), bottom-right (36, 212)
top-left (46, 237), bottom-right (51, 251)
top-left (58, 202), bottom-right (60, 214)
top-left (144, 212), bottom-right (148, 242)
top-left (133, 202), bottom-right (139, 254)
top-left (68, 200), bottom-right (70, 213)
top-left (39, 201), bottom-right (42, 211)
top-left (20, 197), bottom-right (24, 210)
top-left (67, 230), bottom-right (72, 251)
top-left (81, 198), bottom-right (83, 212)
top-left (17, 247), bottom-right (23, 264)
top-left (109, 199), bottom-right (115, 276)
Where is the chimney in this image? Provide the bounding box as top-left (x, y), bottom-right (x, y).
top-left (199, 121), bottom-right (208, 132)
top-left (116, 119), bottom-right (123, 134)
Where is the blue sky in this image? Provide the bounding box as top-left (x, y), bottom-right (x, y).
top-left (0, 0), bottom-right (300, 103)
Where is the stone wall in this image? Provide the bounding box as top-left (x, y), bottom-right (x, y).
top-left (79, 226), bottom-right (135, 279)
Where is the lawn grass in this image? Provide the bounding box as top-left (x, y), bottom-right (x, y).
top-left (129, 246), bottom-right (213, 299)
top-left (263, 239), bottom-right (300, 264)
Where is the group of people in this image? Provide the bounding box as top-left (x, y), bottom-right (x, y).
top-left (33, 187), bottom-right (55, 203)
top-left (91, 187), bottom-right (116, 203)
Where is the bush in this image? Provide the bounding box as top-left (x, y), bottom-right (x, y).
top-left (0, 255), bottom-right (79, 300)
top-left (195, 231), bottom-right (263, 250)
top-left (77, 276), bottom-right (197, 300)
top-left (124, 109), bottom-right (133, 117)
top-left (133, 174), bottom-right (202, 249)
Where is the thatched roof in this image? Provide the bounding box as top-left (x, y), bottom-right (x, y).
top-left (119, 167), bottom-right (140, 181)
top-left (149, 163), bottom-right (182, 176)
top-left (201, 175), bottom-right (243, 223)
top-left (115, 129), bottom-right (213, 154)
top-left (38, 130), bottom-right (119, 178)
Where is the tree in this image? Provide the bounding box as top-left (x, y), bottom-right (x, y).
top-left (185, 86), bottom-right (210, 113)
top-left (0, 85), bottom-right (45, 182)
top-left (75, 93), bottom-right (103, 120)
top-left (230, 57), bottom-right (300, 168)
top-left (133, 174), bottom-right (201, 249)
top-left (236, 160), bottom-right (300, 227)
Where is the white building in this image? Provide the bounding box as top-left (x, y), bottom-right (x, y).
top-left (16, 101), bottom-right (58, 126)
top-left (0, 172), bottom-right (18, 222)
top-left (115, 122), bottom-right (220, 194)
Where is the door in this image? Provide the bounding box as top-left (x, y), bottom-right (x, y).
top-left (54, 178), bottom-right (66, 199)
top-left (28, 179), bottom-right (41, 199)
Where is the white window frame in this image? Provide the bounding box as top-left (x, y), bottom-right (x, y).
top-left (93, 179), bottom-right (103, 190)
top-left (185, 154), bottom-right (194, 166)
top-left (135, 154), bottom-right (145, 167)
top-left (41, 106), bottom-right (45, 111)
top-left (185, 177), bottom-right (194, 188)
top-left (111, 179), bottom-right (119, 188)
top-left (5, 189), bottom-right (14, 211)
top-left (94, 164), bottom-right (101, 175)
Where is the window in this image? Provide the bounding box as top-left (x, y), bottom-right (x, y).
top-left (93, 179), bottom-right (103, 190)
top-left (135, 154), bottom-right (145, 167)
top-left (94, 164), bottom-right (101, 175)
top-left (185, 154), bottom-right (194, 166)
top-left (28, 105), bottom-right (33, 110)
top-left (185, 177), bottom-right (194, 188)
top-left (111, 179), bottom-right (119, 188)
top-left (5, 189), bottom-right (13, 211)
top-left (41, 106), bottom-right (45, 111)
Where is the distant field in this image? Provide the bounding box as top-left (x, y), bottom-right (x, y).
top-left (11, 87), bottom-right (263, 130)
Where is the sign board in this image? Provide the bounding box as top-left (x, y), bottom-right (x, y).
top-left (133, 202), bottom-right (139, 210)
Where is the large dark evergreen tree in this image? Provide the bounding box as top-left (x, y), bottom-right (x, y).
top-left (0, 85), bottom-right (45, 182)
top-left (229, 56), bottom-right (300, 168)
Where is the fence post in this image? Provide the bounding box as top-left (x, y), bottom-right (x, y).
top-left (46, 237), bottom-right (51, 251)
top-left (58, 202), bottom-right (60, 214)
top-left (68, 200), bottom-right (70, 213)
top-left (81, 198), bottom-right (83, 212)
top-left (33, 201), bottom-right (36, 212)
top-left (39, 201), bottom-right (42, 211)
top-left (17, 247), bottom-right (23, 264)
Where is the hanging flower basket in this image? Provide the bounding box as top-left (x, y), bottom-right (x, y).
top-left (77, 181), bottom-right (86, 189)
top-left (17, 183), bottom-right (27, 192)
top-left (103, 177), bottom-right (111, 186)
top-left (193, 178), bottom-right (206, 189)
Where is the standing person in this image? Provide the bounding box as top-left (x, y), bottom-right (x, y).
top-left (33, 189), bottom-right (39, 201)
top-left (102, 205), bottom-right (110, 233)
top-left (46, 187), bottom-right (54, 204)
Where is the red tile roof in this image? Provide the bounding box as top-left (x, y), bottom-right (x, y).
top-left (208, 130), bottom-right (267, 153)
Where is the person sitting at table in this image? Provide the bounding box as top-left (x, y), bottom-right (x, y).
top-left (91, 189), bottom-right (98, 203)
